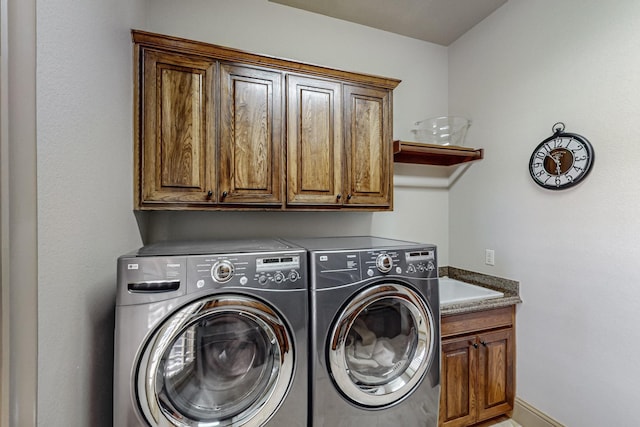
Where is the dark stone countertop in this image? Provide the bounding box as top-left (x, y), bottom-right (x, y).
top-left (438, 266), bottom-right (522, 316)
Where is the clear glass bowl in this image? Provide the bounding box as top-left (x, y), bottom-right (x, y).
top-left (410, 116), bottom-right (471, 146)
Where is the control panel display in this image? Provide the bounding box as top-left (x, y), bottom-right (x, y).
top-left (257, 256), bottom-right (300, 272)
top-left (405, 250), bottom-right (435, 262)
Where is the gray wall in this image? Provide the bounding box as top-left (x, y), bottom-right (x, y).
top-left (449, 1), bottom-right (640, 425)
top-left (36, 0), bottom-right (145, 425)
top-left (34, 0), bottom-right (449, 426)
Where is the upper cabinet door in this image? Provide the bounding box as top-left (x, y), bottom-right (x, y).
top-left (343, 85), bottom-right (392, 208)
top-left (138, 49), bottom-right (215, 207)
top-left (219, 64), bottom-right (283, 205)
top-left (133, 31), bottom-right (400, 211)
top-left (286, 75), bottom-right (343, 206)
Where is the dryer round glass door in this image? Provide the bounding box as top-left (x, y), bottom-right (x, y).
top-left (136, 294), bottom-right (294, 427)
top-left (328, 283), bottom-right (435, 407)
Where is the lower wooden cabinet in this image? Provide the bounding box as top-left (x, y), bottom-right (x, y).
top-left (440, 306), bottom-right (515, 427)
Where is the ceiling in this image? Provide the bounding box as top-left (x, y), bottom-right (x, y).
top-left (269, 0), bottom-right (507, 46)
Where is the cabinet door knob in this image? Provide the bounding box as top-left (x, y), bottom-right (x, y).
top-left (222, 191), bottom-right (228, 198)
top-left (471, 342), bottom-right (478, 349)
top-left (347, 194), bottom-right (352, 200)
top-left (336, 194), bottom-right (342, 200)
top-left (207, 190), bottom-right (213, 198)
top-left (481, 341), bottom-right (488, 347)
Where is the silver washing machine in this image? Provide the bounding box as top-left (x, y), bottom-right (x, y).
top-left (286, 236), bottom-right (440, 427)
top-left (114, 239), bottom-right (308, 427)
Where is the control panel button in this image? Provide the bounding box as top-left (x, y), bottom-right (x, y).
top-left (239, 276), bottom-right (248, 285)
top-left (274, 272), bottom-right (285, 283)
top-left (211, 260), bottom-right (234, 283)
top-left (376, 253), bottom-right (394, 273)
top-left (258, 275), bottom-right (269, 285)
top-left (288, 270), bottom-right (299, 282)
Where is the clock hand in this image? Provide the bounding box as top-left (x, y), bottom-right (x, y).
top-left (546, 152), bottom-right (560, 165)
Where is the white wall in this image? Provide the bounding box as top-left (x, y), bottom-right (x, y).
top-left (448, 1), bottom-right (640, 425)
top-left (36, 0), bottom-right (145, 425)
top-left (141, 0), bottom-right (452, 261)
top-left (2, 0), bottom-right (38, 424)
top-left (33, 1), bottom-right (449, 425)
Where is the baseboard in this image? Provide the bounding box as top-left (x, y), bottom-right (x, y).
top-left (512, 397), bottom-right (565, 427)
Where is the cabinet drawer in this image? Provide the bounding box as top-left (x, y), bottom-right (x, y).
top-left (441, 306), bottom-right (514, 338)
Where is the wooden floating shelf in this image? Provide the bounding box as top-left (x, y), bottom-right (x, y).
top-left (393, 140), bottom-right (484, 166)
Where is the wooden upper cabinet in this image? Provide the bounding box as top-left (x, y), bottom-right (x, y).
top-left (133, 30), bottom-right (400, 210)
top-left (287, 79), bottom-right (392, 208)
top-left (138, 48), bottom-right (215, 207)
top-left (344, 85), bottom-right (392, 207)
top-left (287, 75), bottom-right (342, 206)
top-left (219, 64), bottom-right (283, 205)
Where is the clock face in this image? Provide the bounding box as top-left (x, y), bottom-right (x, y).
top-left (529, 133), bottom-right (594, 190)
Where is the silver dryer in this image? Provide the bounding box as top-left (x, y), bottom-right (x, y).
top-left (287, 236), bottom-right (440, 427)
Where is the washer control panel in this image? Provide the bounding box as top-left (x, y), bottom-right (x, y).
top-left (187, 250), bottom-right (305, 292)
top-left (256, 255), bottom-right (301, 286)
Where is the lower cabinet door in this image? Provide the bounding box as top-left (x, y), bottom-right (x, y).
top-left (477, 328), bottom-right (515, 422)
top-left (440, 326), bottom-right (515, 427)
top-left (440, 334), bottom-right (477, 427)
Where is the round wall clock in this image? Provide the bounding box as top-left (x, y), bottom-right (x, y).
top-left (529, 122), bottom-right (594, 190)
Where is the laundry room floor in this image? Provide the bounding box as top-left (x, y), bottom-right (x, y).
top-left (484, 418), bottom-right (522, 427)
top-left (472, 416), bottom-right (521, 427)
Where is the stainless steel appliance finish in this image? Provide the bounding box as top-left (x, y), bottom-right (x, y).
top-left (114, 239), bottom-right (308, 427)
top-left (286, 236), bottom-right (440, 427)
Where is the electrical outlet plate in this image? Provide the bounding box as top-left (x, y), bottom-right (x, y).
top-left (485, 249), bottom-right (495, 266)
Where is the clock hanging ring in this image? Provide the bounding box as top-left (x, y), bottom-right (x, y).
top-left (529, 122), bottom-right (594, 190)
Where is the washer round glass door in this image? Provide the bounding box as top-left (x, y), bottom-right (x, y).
top-left (136, 294), bottom-right (294, 427)
top-left (328, 283), bottom-right (435, 407)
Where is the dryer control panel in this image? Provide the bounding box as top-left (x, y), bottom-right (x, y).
top-left (312, 245), bottom-right (437, 289)
top-left (362, 248), bottom-right (436, 279)
top-left (404, 249), bottom-right (437, 276)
